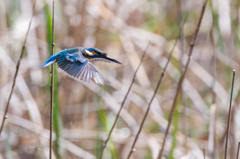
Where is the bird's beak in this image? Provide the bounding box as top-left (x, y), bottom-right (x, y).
top-left (105, 55), bottom-right (122, 64)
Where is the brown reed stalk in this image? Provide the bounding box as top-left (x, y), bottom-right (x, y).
top-left (224, 70), bottom-right (236, 159)
top-left (49, 1), bottom-right (55, 159)
top-left (98, 42), bottom-right (151, 159)
top-left (0, 0), bottom-right (37, 137)
top-left (126, 15), bottom-right (188, 159)
top-left (236, 142), bottom-right (240, 159)
top-left (157, 1), bottom-right (208, 158)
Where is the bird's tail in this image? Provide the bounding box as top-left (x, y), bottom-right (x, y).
top-left (42, 53), bottom-right (59, 67)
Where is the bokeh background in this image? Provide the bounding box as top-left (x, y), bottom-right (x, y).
top-left (0, 0), bottom-right (240, 158)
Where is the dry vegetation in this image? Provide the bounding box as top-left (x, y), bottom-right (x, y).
top-left (0, 0), bottom-right (240, 159)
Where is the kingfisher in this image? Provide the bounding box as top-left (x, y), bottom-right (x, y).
top-left (42, 47), bottom-right (122, 85)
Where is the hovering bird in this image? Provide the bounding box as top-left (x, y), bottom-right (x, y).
top-left (42, 47), bottom-right (122, 85)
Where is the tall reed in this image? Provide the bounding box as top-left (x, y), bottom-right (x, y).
top-left (0, 0), bottom-right (37, 137)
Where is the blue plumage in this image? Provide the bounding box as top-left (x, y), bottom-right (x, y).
top-left (42, 47), bottom-right (122, 85)
top-left (42, 53), bottom-right (60, 67)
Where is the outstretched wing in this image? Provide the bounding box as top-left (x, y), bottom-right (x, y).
top-left (56, 52), bottom-right (110, 85)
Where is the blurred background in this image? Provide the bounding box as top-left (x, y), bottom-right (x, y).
top-left (0, 0), bottom-right (240, 158)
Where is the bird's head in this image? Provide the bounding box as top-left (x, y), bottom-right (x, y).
top-left (84, 48), bottom-right (122, 64)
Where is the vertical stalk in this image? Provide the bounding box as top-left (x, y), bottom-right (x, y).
top-left (236, 142), bottom-right (240, 159)
top-left (0, 0), bottom-right (37, 137)
top-left (157, 1), bottom-right (208, 158)
top-left (224, 70), bottom-right (236, 159)
top-left (49, 1), bottom-right (55, 159)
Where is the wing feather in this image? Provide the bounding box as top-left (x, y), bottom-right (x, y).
top-left (80, 67), bottom-right (86, 81)
top-left (59, 62), bottom-right (67, 68)
top-left (86, 69), bottom-right (90, 83)
top-left (56, 51), bottom-right (110, 85)
top-left (95, 72), bottom-right (102, 84)
top-left (72, 65), bottom-right (81, 77)
top-left (58, 60), bottom-right (65, 65)
top-left (66, 64), bottom-right (74, 72)
top-left (77, 66), bottom-right (84, 78)
top-left (83, 69), bottom-right (87, 82)
top-left (69, 65), bottom-right (78, 75)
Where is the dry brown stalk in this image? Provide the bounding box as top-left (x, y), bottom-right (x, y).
top-left (0, 0), bottom-right (37, 137)
top-left (49, 1), bottom-right (55, 159)
top-left (98, 42), bottom-right (150, 159)
top-left (236, 142), bottom-right (240, 159)
top-left (126, 15), bottom-right (188, 159)
top-left (157, 1), bottom-right (208, 158)
top-left (224, 70), bottom-right (236, 159)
